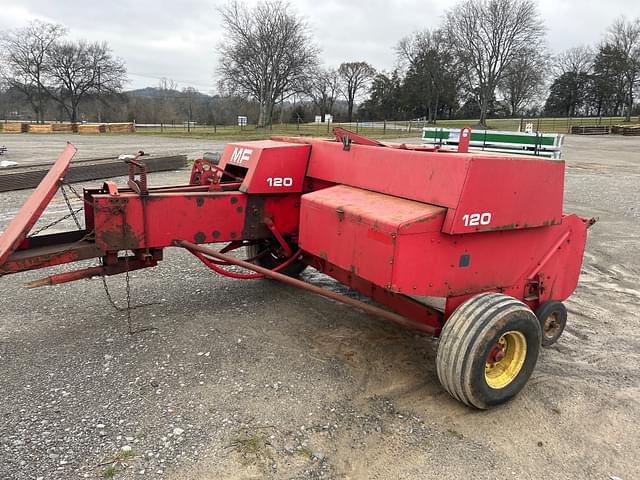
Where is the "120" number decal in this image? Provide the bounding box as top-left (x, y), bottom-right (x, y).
top-left (462, 212), bottom-right (492, 226)
top-left (266, 177), bottom-right (293, 187)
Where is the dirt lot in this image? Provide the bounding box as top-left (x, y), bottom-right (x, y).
top-left (0, 134), bottom-right (638, 480)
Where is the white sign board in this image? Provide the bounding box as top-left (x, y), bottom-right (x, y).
top-left (237, 116), bottom-right (248, 126)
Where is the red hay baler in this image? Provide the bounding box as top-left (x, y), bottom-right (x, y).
top-left (0, 128), bottom-right (595, 409)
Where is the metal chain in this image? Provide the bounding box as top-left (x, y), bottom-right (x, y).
top-left (29, 178), bottom-right (155, 335)
top-left (27, 207), bottom-right (84, 237)
top-left (60, 185), bottom-right (81, 229)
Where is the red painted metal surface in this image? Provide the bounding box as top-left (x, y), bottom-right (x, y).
top-left (217, 140), bottom-right (310, 194)
top-left (0, 143), bottom-right (76, 265)
top-left (299, 184), bottom-right (587, 304)
top-left (458, 127), bottom-right (471, 153)
top-left (306, 140), bottom-right (564, 233)
top-left (89, 190), bottom-right (302, 251)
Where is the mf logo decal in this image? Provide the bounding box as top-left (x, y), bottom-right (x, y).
top-left (229, 147), bottom-right (252, 164)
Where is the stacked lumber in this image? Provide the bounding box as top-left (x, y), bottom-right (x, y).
top-left (51, 123), bottom-right (78, 133)
top-left (77, 124), bottom-right (107, 134)
top-left (2, 122), bottom-right (29, 133)
top-left (27, 124), bottom-right (53, 134)
top-left (107, 122), bottom-right (135, 133)
top-left (611, 125), bottom-right (640, 136)
top-left (570, 125), bottom-right (611, 135)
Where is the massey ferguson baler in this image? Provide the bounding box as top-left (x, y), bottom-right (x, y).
top-left (0, 128), bottom-right (595, 409)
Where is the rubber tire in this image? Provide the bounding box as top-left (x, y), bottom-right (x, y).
top-left (246, 240), bottom-right (307, 278)
top-left (436, 293), bottom-right (542, 409)
top-left (535, 301), bottom-right (567, 347)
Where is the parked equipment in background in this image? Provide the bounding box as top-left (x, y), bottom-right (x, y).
top-left (423, 127), bottom-right (564, 159)
top-left (0, 128), bottom-right (595, 409)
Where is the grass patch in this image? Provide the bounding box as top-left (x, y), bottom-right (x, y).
top-left (297, 446), bottom-right (314, 459)
top-left (230, 433), bottom-right (267, 459)
top-left (132, 116), bottom-right (640, 140)
top-left (447, 429), bottom-right (464, 440)
top-left (100, 464), bottom-right (117, 478)
top-left (114, 448), bottom-right (135, 462)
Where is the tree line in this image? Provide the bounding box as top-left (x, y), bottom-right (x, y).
top-left (1, 1), bottom-right (639, 128)
top-left (0, 21), bottom-right (125, 123)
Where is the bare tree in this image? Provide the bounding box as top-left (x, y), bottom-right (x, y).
top-left (498, 50), bottom-right (547, 116)
top-left (554, 46), bottom-right (594, 76)
top-left (0, 20), bottom-right (66, 123)
top-left (444, 0), bottom-right (545, 125)
top-left (606, 16), bottom-right (640, 121)
top-left (217, 0), bottom-right (319, 128)
top-left (338, 62), bottom-right (376, 122)
top-left (306, 67), bottom-right (340, 121)
top-left (45, 40), bottom-right (126, 122)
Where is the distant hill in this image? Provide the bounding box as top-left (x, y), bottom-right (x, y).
top-left (126, 87), bottom-right (212, 98)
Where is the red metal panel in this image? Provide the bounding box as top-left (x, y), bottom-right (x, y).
top-left (299, 185), bottom-right (445, 288)
top-left (0, 143), bottom-right (76, 265)
top-left (392, 214), bottom-right (588, 299)
top-left (217, 140), bottom-right (310, 194)
top-left (306, 141), bottom-right (471, 208)
top-left (91, 191), bottom-right (301, 251)
top-left (442, 155), bottom-right (565, 234)
top-left (306, 141), bottom-right (564, 234)
top-left (299, 184), bottom-right (587, 305)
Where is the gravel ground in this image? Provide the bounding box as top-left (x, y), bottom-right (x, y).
top-left (0, 134), bottom-right (638, 480)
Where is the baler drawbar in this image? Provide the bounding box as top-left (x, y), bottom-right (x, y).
top-left (0, 128), bottom-right (595, 409)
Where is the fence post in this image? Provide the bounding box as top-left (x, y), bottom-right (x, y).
top-left (383, 120), bottom-right (386, 134)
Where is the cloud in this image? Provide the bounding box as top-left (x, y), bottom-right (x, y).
top-left (1, 0), bottom-right (639, 91)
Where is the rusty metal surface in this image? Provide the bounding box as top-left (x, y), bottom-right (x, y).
top-left (0, 143), bottom-right (76, 266)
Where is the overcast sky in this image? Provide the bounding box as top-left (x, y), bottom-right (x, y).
top-left (2, 0), bottom-right (640, 92)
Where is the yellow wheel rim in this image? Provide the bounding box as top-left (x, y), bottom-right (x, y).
top-left (485, 331), bottom-right (527, 389)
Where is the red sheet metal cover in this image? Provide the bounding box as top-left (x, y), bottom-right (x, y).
top-left (0, 143), bottom-right (77, 265)
top-left (299, 185), bottom-right (445, 288)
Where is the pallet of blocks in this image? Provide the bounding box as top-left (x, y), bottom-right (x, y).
top-left (2, 123), bottom-right (29, 133)
top-left (107, 122), bottom-right (135, 133)
top-left (570, 125), bottom-right (611, 135)
top-left (51, 123), bottom-right (78, 133)
top-left (77, 124), bottom-right (107, 134)
top-left (612, 124), bottom-right (640, 136)
top-left (27, 124), bottom-right (53, 134)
